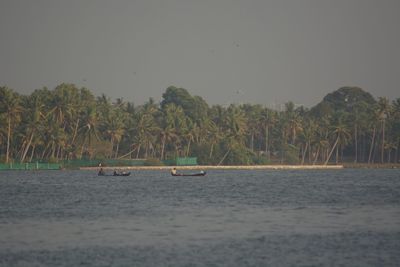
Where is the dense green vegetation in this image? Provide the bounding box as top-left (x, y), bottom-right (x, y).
top-left (0, 84), bottom-right (399, 165)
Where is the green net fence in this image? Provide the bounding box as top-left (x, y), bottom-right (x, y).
top-left (176, 157), bottom-right (197, 166)
top-left (0, 162), bottom-right (61, 170)
top-left (63, 159), bottom-right (147, 168)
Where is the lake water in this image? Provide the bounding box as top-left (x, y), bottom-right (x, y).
top-left (0, 168), bottom-right (399, 266)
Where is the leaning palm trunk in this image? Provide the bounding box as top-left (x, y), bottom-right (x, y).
top-left (136, 144), bottom-right (141, 159)
top-left (381, 119), bottom-right (385, 163)
top-left (301, 142), bottom-right (308, 165)
top-left (335, 145), bottom-right (339, 164)
top-left (209, 142), bottom-right (215, 159)
top-left (160, 135), bottom-right (166, 160)
top-left (368, 127), bottom-right (376, 164)
top-left (250, 132), bottom-right (254, 152)
top-left (354, 125), bottom-right (358, 163)
top-left (265, 125), bottom-right (269, 160)
top-left (6, 117), bottom-right (11, 163)
top-left (17, 140), bottom-right (27, 160)
top-left (21, 133), bottom-right (34, 162)
top-left (109, 137), bottom-right (114, 159)
top-left (218, 149), bottom-right (231, 166)
top-left (145, 142), bottom-right (149, 158)
top-left (118, 147), bottom-right (136, 159)
top-left (29, 145), bottom-right (36, 162)
top-left (186, 139), bottom-right (191, 157)
top-left (324, 136), bottom-right (340, 165)
top-left (114, 142), bottom-right (120, 158)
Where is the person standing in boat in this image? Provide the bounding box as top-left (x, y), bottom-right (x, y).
top-left (98, 163), bottom-right (104, 175)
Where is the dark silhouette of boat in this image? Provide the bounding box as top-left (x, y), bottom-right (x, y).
top-left (171, 171), bottom-right (206, 176)
top-left (113, 172), bottom-right (131, 176)
top-left (98, 170), bottom-right (131, 176)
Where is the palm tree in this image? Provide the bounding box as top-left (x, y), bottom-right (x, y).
top-left (348, 101), bottom-right (369, 163)
top-left (259, 108), bottom-right (277, 160)
top-left (324, 113), bottom-right (351, 165)
top-left (78, 105), bottom-right (101, 159)
top-left (200, 118), bottom-right (221, 159)
top-left (43, 119), bottom-right (67, 160)
top-left (181, 119), bottom-right (196, 157)
top-left (281, 102), bottom-right (303, 146)
top-left (299, 117), bottom-right (316, 164)
top-left (242, 104), bottom-right (262, 152)
top-left (20, 95), bottom-right (46, 162)
top-left (159, 125), bottom-right (178, 160)
top-left (161, 103), bottom-right (188, 158)
top-left (103, 109), bottom-right (126, 158)
top-left (377, 97), bottom-right (391, 163)
top-left (367, 105), bottom-right (380, 164)
top-left (133, 107), bottom-right (160, 159)
top-left (217, 105), bottom-right (247, 165)
top-left (49, 84), bottom-right (79, 128)
top-left (0, 87), bottom-right (23, 163)
top-left (390, 98), bottom-right (400, 162)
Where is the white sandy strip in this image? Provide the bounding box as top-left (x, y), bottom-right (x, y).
top-left (81, 165), bottom-right (344, 170)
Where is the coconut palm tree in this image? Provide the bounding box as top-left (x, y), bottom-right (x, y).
top-left (324, 113), bottom-right (351, 165)
top-left (103, 109), bottom-right (126, 158)
top-left (133, 107), bottom-right (160, 159)
top-left (43, 119), bottom-right (67, 160)
top-left (161, 103), bottom-right (188, 158)
top-left (282, 102), bottom-right (303, 145)
top-left (348, 101), bottom-right (370, 163)
top-left (390, 98), bottom-right (400, 162)
top-left (199, 117), bottom-right (221, 159)
top-left (159, 125), bottom-right (178, 160)
top-left (298, 117), bottom-right (317, 164)
top-left (377, 97), bottom-right (391, 163)
top-left (366, 105), bottom-right (381, 164)
top-left (242, 104), bottom-right (262, 152)
top-left (19, 95), bottom-right (46, 162)
top-left (78, 105), bottom-right (101, 159)
top-left (259, 108), bottom-right (277, 160)
top-left (0, 87), bottom-right (23, 163)
top-left (182, 119), bottom-right (197, 157)
top-left (217, 105), bottom-right (247, 165)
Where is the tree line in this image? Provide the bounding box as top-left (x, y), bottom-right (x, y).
top-left (0, 84), bottom-right (399, 165)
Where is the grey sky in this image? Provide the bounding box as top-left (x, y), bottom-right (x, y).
top-left (1, 0), bottom-right (399, 107)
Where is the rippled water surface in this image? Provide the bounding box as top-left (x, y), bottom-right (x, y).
top-left (1, 169), bottom-right (399, 266)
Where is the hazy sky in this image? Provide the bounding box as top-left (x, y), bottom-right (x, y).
top-left (1, 0), bottom-right (399, 107)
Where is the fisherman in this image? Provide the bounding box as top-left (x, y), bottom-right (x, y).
top-left (171, 168), bottom-right (177, 175)
top-left (98, 167), bottom-right (105, 176)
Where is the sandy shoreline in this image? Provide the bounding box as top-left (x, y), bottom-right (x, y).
top-left (81, 165), bottom-right (344, 171)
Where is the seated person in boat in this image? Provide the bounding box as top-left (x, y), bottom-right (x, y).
top-left (98, 168), bottom-right (105, 176)
top-left (113, 169), bottom-right (118, 176)
top-left (171, 168), bottom-right (177, 175)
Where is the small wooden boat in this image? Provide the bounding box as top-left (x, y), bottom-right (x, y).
top-left (98, 171), bottom-right (131, 176)
top-left (113, 172), bottom-right (131, 176)
top-left (171, 171), bottom-right (206, 177)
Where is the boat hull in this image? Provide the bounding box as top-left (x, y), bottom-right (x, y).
top-left (171, 172), bottom-right (206, 176)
